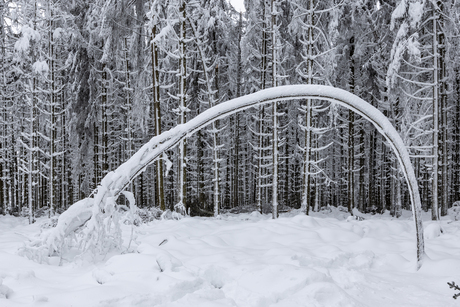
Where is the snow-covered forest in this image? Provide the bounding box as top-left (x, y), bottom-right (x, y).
top-left (0, 0), bottom-right (459, 220)
top-left (2, 0), bottom-right (460, 305)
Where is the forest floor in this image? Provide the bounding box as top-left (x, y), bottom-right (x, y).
top-left (0, 207), bottom-right (459, 306)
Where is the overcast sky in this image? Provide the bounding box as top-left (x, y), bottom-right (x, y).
top-left (229, 0), bottom-right (245, 12)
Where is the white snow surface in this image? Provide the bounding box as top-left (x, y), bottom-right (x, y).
top-left (1, 210), bottom-right (460, 306)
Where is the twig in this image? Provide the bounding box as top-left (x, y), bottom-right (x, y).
top-left (447, 281), bottom-right (460, 299)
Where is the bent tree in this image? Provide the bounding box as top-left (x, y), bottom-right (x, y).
top-left (44, 85), bottom-right (425, 269)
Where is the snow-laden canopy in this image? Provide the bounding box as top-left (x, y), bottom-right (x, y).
top-left (35, 85), bottom-right (425, 269)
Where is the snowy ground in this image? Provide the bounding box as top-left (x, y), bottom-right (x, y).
top-left (0, 208), bottom-right (459, 306)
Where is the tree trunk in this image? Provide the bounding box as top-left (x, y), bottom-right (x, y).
top-left (232, 12), bottom-right (243, 209)
top-left (271, 0), bottom-right (279, 219)
top-left (358, 123), bottom-right (365, 212)
top-left (177, 0), bottom-right (187, 213)
top-left (151, 25), bottom-right (165, 211)
top-left (101, 63), bottom-right (108, 178)
top-left (301, 0), bottom-right (314, 215)
top-left (257, 0), bottom-right (268, 214)
top-left (437, 0), bottom-right (448, 216)
top-left (453, 68), bottom-right (460, 203)
top-left (432, 5), bottom-right (440, 220)
top-left (49, 5), bottom-right (56, 217)
top-left (347, 36), bottom-right (355, 215)
top-left (368, 126), bottom-right (376, 211)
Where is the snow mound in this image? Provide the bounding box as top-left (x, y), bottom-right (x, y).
top-left (424, 223), bottom-right (443, 239)
top-left (161, 209), bottom-right (184, 220)
top-left (33, 295), bottom-right (49, 303)
top-left (92, 268), bottom-right (113, 285)
top-left (448, 202), bottom-right (460, 221)
top-left (155, 251), bottom-right (183, 272)
top-left (0, 278), bottom-right (13, 299)
top-left (202, 266), bottom-right (231, 289)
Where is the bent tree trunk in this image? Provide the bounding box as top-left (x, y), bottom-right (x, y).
top-left (54, 85), bottom-right (426, 269)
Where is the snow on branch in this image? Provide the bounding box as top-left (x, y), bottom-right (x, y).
top-left (387, 0), bottom-right (425, 88)
top-left (14, 25), bottom-right (41, 52)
